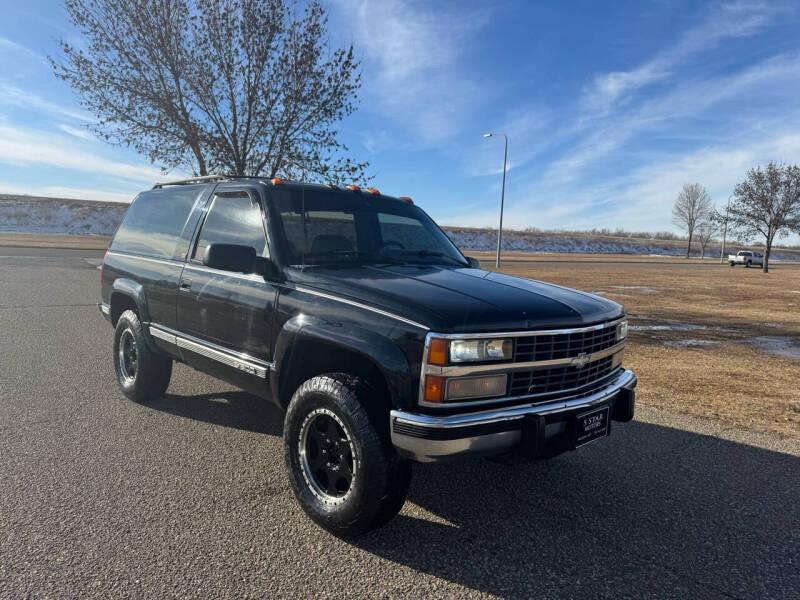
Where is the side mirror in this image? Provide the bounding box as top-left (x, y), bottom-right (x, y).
top-left (203, 243), bottom-right (257, 273)
top-left (466, 256), bottom-right (481, 269)
top-left (254, 256), bottom-right (281, 281)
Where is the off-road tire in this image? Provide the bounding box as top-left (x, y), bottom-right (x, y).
top-left (113, 309), bottom-right (172, 402)
top-left (284, 373), bottom-right (411, 538)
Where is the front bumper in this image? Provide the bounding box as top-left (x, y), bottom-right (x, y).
top-left (391, 368), bottom-right (637, 462)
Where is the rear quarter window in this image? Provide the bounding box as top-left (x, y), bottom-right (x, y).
top-left (111, 186), bottom-right (205, 259)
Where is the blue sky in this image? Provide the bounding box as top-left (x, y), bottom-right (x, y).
top-left (2, 0), bottom-right (800, 242)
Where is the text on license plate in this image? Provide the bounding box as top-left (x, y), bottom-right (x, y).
top-left (575, 405), bottom-right (610, 447)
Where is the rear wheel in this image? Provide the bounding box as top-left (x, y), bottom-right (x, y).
top-left (746, 261), bottom-right (752, 268)
top-left (113, 310), bottom-right (172, 402)
top-left (284, 374), bottom-right (411, 538)
top-left (729, 262), bottom-right (735, 267)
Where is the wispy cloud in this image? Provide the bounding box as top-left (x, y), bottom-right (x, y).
top-left (0, 36), bottom-right (47, 64)
top-left (0, 82), bottom-right (92, 122)
top-left (0, 124), bottom-right (166, 183)
top-left (545, 52), bottom-right (800, 184)
top-left (582, 1), bottom-right (776, 113)
top-left (332, 0), bottom-right (490, 143)
top-left (58, 123), bottom-right (95, 140)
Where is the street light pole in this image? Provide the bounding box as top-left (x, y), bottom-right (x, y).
top-left (483, 132), bottom-right (508, 267)
top-left (719, 193), bottom-right (733, 264)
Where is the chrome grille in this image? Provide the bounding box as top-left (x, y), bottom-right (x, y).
top-left (508, 355), bottom-right (616, 397)
top-left (514, 324), bottom-right (618, 362)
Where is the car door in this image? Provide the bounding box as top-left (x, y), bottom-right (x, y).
top-left (176, 185), bottom-right (277, 379)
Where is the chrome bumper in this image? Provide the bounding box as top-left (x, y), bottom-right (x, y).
top-left (391, 369), bottom-right (637, 462)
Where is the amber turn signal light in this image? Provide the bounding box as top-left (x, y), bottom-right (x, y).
top-left (366, 187), bottom-right (380, 195)
top-left (271, 177), bottom-right (284, 185)
top-left (398, 196), bottom-right (413, 204)
top-left (428, 338), bottom-right (447, 365)
top-left (424, 375), bottom-right (445, 403)
top-left (346, 184), bottom-right (361, 192)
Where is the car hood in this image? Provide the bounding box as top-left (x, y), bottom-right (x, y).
top-left (286, 264), bottom-right (623, 333)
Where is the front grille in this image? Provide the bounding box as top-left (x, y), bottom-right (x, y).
top-left (508, 355), bottom-right (616, 397)
top-left (514, 324), bottom-right (618, 362)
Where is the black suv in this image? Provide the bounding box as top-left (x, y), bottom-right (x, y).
top-left (99, 176), bottom-right (637, 537)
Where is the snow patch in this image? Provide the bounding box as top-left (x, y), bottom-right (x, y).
top-left (747, 336), bottom-right (800, 359)
top-left (631, 322), bottom-right (724, 332)
top-left (663, 339), bottom-right (720, 347)
top-left (1, 195), bottom-right (127, 235)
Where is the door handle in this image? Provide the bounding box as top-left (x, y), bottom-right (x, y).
top-left (179, 279), bottom-right (192, 291)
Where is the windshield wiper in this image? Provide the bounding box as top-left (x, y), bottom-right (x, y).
top-left (303, 250), bottom-right (406, 266)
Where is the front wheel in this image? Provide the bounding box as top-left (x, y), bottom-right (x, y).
top-left (283, 374), bottom-right (411, 538)
top-left (729, 262), bottom-right (735, 267)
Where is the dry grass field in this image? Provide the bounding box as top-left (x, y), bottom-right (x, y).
top-left (470, 251), bottom-right (800, 440)
top-left (0, 232), bottom-right (112, 249)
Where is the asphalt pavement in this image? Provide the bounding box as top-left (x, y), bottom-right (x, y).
top-left (1, 248), bottom-right (798, 599)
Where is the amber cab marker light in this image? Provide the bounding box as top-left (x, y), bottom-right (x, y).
top-left (424, 375), bottom-right (445, 403)
top-left (366, 187), bottom-right (380, 195)
top-left (428, 338), bottom-right (447, 366)
top-left (271, 177), bottom-right (284, 185)
top-left (346, 184), bottom-right (361, 192)
top-left (399, 196), bottom-right (413, 204)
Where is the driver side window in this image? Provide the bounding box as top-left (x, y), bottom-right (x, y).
top-left (192, 193), bottom-right (268, 262)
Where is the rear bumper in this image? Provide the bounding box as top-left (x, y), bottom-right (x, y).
top-left (391, 369), bottom-right (637, 462)
top-left (98, 301), bottom-right (110, 322)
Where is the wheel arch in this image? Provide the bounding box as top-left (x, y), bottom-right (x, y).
top-left (271, 317), bottom-right (413, 417)
top-left (109, 279), bottom-right (149, 326)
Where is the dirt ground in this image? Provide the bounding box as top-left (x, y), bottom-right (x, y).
top-left (470, 251), bottom-right (800, 440)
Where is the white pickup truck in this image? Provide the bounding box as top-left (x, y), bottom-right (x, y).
top-left (728, 250), bottom-right (764, 267)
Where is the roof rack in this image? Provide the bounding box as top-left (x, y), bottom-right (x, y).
top-left (152, 174), bottom-right (229, 189)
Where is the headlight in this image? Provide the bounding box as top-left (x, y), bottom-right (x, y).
top-left (616, 320), bottom-right (628, 341)
top-left (449, 338), bottom-right (513, 363)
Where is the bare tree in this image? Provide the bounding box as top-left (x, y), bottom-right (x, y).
top-left (51, 0), bottom-right (369, 183)
top-left (695, 219), bottom-right (717, 259)
top-left (672, 183), bottom-right (713, 257)
top-left (726, 162), bottom-right (800, 273)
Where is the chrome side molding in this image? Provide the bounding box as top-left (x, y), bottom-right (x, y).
top-left (149, 324), bottom-right (271, 379)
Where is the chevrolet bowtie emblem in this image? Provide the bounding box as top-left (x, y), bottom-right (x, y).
top-left (570, 353), bottom-right (590, 368)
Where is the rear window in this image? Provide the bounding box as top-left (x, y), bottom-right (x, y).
top-left (111, 186), bottom-right (205, 258)
top-left (738, 251), bottom-right (752, 256)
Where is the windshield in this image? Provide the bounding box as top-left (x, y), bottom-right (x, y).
top-left (269, 189), bottom-right (468, 267)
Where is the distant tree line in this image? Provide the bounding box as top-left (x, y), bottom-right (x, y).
top-left (673, 162), bottom-right (800, 272)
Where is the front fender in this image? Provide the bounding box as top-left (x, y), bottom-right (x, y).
top-left (271, 315), bottom-right (414, 409)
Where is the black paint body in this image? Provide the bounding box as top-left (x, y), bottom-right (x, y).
top-left (101, 180), bottom-right (624, 413)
